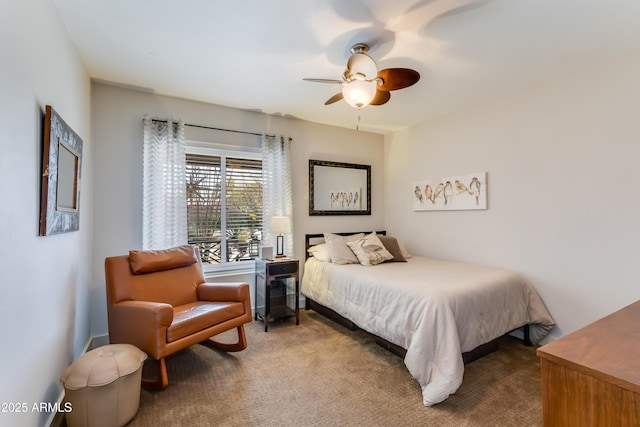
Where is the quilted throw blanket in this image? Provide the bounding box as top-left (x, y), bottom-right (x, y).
top-left (301, 256), bottom-right (555, 406)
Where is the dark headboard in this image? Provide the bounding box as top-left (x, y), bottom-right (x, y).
top-left (305, 231), bottom-right (386, 260)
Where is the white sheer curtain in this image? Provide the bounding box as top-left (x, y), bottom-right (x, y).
top-left (262, 134), bottom-right (293, 255)
top-left (142, 116), bottom-right (187, 249)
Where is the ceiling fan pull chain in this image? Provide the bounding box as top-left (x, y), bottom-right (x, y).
top-left (356, 113), bottom-right (361, 131)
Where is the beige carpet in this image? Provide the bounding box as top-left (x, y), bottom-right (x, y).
top-left (129, 310), bottom-right (542, 426)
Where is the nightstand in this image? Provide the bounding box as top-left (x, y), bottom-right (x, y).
top-left (255, 258), bottom-right (299, 332)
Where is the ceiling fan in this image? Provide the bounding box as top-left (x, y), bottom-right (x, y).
top-left (304, 43), bottom-right (420, 109)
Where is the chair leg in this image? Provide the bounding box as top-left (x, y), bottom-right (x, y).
top-left (202, 325), bottom-right (248, 352)
top-left (141, 357), bottom-right (169, 391)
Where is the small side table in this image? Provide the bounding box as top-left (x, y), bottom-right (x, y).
top-left (255, 258), bottom-right (299, 332)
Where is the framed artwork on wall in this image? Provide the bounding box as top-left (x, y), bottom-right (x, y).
top-left (39, 105), bottom-right (83, 235)
top-left (413, 172), bottom-right (487, 211)
top-left (309, 159), bottom-right (371, 216)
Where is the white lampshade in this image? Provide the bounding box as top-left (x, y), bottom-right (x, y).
top-left (270, 216), bottom-right (291, 234)
top-left (342, 80), bottom-right (378, 109)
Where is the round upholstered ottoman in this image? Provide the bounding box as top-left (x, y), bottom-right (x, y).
top-left (60, 344), bottom-right (147, 427)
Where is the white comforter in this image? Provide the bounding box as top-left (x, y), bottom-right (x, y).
top-left (301, 256), bottom-right (555, 406)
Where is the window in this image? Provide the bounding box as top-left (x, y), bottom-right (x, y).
top-left (186, 147), bottom-right (262, 269)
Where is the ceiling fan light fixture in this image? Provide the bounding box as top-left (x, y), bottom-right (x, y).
top-left (304, 42), bottom-right (419, 109)
top-left (346, 52), bottom-right (378, 80)
top-left (342, 79), bottom-right (377, 109)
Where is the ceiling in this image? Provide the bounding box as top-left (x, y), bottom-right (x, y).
top-left (52, 0), bottom-right (640, 134)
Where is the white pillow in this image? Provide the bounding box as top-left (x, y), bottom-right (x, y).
top-left (346, 232), bottom-right (394, 266)
top-left (323, 233), bottom-right (364, 264)
top-left (307, 243), bottom-right (331, 262)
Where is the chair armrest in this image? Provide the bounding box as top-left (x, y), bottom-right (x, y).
top-left (111, 300), bottom-right (173, 326)
top-left (108, 301), bottom-right (173, 358)
top-left (197, 282), bottom-right (250, 302)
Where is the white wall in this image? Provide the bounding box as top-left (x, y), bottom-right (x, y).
top-left (91, 82), bottom-right (385, 336)
top-left (385, 50), bottom-right (640, 340)
top-left (0, 1), bottom-right (92, 426)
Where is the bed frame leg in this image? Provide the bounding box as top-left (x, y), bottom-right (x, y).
top-left (523, 324), bottom-right (533, 346)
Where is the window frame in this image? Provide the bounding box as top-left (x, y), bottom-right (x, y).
top-left (186, 140), bottom-right (262, 275)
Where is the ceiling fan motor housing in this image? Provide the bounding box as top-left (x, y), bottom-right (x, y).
top-left (346, 43), bottom-right (378, 81)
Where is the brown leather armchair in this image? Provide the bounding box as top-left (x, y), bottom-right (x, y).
top-left (105, 245), bottom-right (252, 390)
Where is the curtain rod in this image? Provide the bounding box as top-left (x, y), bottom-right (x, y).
top-left (150, 118), bottom-right (273, 138)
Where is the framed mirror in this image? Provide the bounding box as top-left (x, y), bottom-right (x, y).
top-left (309, 159), bottom-right (371, 216)
top-left (39, 105), bottom-right (83, 236)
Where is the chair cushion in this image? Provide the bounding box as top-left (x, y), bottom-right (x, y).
top-left (129, 245), bottom-right (197, 274)
top-left (167, 301), bottom-right (245, 342)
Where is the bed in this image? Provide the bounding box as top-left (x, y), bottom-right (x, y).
top-left (301, 231), bottom-right (555, 406)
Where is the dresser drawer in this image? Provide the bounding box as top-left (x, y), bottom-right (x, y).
top-left (268, 262), bottom-right (298, 275)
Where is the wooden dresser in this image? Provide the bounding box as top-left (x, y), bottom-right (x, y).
top-left (537, 300), bottom-right (640, 426)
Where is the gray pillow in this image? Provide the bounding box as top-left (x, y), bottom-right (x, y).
top-left (378, 236), bottom-right (408, 262)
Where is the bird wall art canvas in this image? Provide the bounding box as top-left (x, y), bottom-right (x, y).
top-left (413, 172), bottom-right (487, 211)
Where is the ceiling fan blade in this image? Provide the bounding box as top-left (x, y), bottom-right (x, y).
top-left (377, 68), bottom-right (420, 91)
top-left (303, 78), bottom-right (342, 84)
top-left (324, 92), bottom-right (344, 105)
top-left (370, 90), bottom-right (391, 106)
